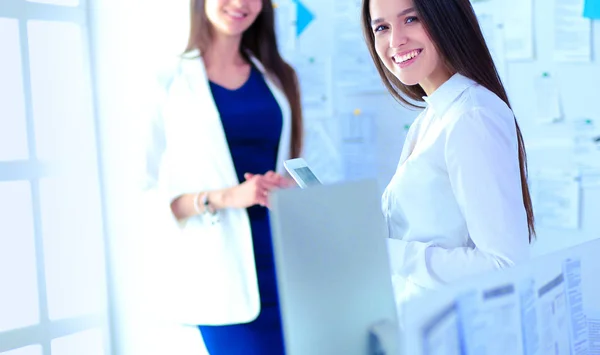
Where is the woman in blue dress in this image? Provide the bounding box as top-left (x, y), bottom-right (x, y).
top-left (149, 0), bottom-right (303, 353)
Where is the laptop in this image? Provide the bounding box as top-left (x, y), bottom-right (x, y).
top-left (269, 179), bottom-right (398, 355)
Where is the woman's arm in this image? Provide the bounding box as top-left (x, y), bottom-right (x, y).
top-left (388, 107), bottom-right (530, 289)
top-left (170, 171), bottom-right (291, 221)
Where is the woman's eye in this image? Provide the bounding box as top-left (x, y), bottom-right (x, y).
top-left (406, 16), bottom-right (418, 24)
top-left (374, 25), bottom-right (387, 33)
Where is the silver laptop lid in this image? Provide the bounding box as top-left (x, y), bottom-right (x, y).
top-left (269, 180), bottom-right (398, 355)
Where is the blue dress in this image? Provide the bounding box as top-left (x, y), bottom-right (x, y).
top-left (198, 66), bottom-right (285, 355)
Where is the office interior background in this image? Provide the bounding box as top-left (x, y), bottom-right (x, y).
top-left (1, 0), bottom-right (599, 354)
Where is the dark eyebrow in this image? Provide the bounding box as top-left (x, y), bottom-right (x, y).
top-left (371, 7), bottom-right (416, 26)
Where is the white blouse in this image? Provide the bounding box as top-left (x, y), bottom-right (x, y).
top-left (382, 73), bottom-right (530, 303)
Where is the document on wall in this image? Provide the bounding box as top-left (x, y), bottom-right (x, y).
top-left (534, 73), bottom-right (562, 124)
top-left (563, 258), bottom-right (590, 355)
top-left (334, 0), bottom-right (361, 14)
top-left (333, 0), bottom-right (384, 94)
top-left (274, 0), bottom-right (297, 60)
top-left (458, 284), bottom-right (524, 355)
top-left (530, 170), bottom-right (580, 229)
top-left (588, 312), bottom-right (600, 355)
top-left (538, 273), bottom-right (571, 355)
top-left (503, 0), bottom-right (534, 60)
top-left (520, 279), bottom-right (541, 355)
top-left (554, 0), bottom-right (592, 62)
top-left (421, 303), bottom-right (462, 355)
top-left (572, 118), bottom-right (600, 187)
top-left (341, 112), bottom-right (376, 180)
top-left (292, 55), bottom-right (333, 119)
top-left (303, 119), bottom-right (344, 184)
top-left (579, 167), bottom-right (600, 188)
top-left (472, 5), bottom-right (508, 84)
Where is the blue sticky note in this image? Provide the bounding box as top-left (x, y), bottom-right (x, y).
top-left (293, 0), bottom-right (315, 37)
top-left (584, 0), bottom-right (600, 19)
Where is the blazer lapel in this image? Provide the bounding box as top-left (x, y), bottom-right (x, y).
top-left (179, 52), bottom-right (239, 185)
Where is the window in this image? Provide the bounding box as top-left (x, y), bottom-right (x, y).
top-left (0, 1), bottom-right (109, 354)
top-left (0, 18), bottom-right (29, 161)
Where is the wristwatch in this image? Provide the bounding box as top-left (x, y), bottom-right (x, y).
top-left (194, 192), bottom-right (215, 215)
top-left (200, 192), bottom-right (216, 215)
top-left (193, 192), bottom-right (219, 225)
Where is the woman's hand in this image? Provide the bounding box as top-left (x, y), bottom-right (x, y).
top-left (228, 171), bottom-right (286, 208)
top-left (171, 171), bottom-right (297, 220)
top-left (245, 171), bottom-right (297, 189)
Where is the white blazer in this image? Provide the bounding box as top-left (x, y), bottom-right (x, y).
top-left (142, 49), bottom-right (292, 325)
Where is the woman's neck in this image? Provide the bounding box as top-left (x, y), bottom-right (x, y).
top-left (204, 33), bottom-right (246, 70)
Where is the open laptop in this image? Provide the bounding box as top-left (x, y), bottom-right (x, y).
top-left (269, 179), bottom-right (398, 355)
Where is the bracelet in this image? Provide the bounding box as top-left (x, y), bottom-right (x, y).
top-left (193, 192), bottom-right (203, 215)
top-left (193, 192), bottom-right (219, 225)
top-left (193, 192), bottom-right (217, 215)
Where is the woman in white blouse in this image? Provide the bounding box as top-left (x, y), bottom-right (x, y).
top-left (361, 0), bottom-right (535, 302)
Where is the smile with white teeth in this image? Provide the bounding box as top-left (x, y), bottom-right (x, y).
top-left (225, 9), bottom-right (247, 19)
top-left (393, 49), bottom-right (422, 64)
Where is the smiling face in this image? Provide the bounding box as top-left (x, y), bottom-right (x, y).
top-left (205, 0), bottom-right (263, 38)
top-left (368, 0), bottom-right (452, 95)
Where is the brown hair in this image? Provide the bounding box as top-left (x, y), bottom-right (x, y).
top-left (361, 0), bottom-right (535, 242)
top-left (185, 0), bottom-right (303, 158)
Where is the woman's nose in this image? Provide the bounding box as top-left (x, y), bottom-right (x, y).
top-left (390, 28), bottom-right (408, 48)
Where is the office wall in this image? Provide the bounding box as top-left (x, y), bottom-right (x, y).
top-left (496, 0), bottom-right (600, 255)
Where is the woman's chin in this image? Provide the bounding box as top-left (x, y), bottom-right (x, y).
top-left (395, 73), bottom-right (420, 87)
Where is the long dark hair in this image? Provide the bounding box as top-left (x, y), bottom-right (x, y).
top-left (361, 0), bottom-right (535, 242)
top-left (185, 0), bottom-right (303, 158)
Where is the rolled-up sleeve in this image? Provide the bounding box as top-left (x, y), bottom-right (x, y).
top-left (388, 107), bottom-right (530, 289)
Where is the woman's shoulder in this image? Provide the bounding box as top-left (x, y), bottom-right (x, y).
top-left (450, 83), bottom-right (514, 125)
top-left (153, 54), bottom-right (192, 88)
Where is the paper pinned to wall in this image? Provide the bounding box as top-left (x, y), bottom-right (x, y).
top-left (554, 0), bottom-right (592, 62)
top-left (534, 73), bottom-right (562, 124)
top-left (292, 55), bottom-right (332, 119)
top-left (472, 5), bottom-right (508, 84)
top-left (341, 111), bottom-right (377, 180)
top-left (580, 168), bottom-right (600, 188)
top-left (572, 118), bottom-right (600, 188)
top-left (302, 118), bottom-right (344, 184)
top-left (503, 0), bottom-right (534, 60)
top-left (334, 0), bottom-right (362, 15)
top-left (530, 169), bottom-right (580, 230)
top-left (332, 0), bottom-right (384, 94)
top-left (572, 118), bottom-right (600, 165)
top-left (274, 0), bottom-right (297, 60)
